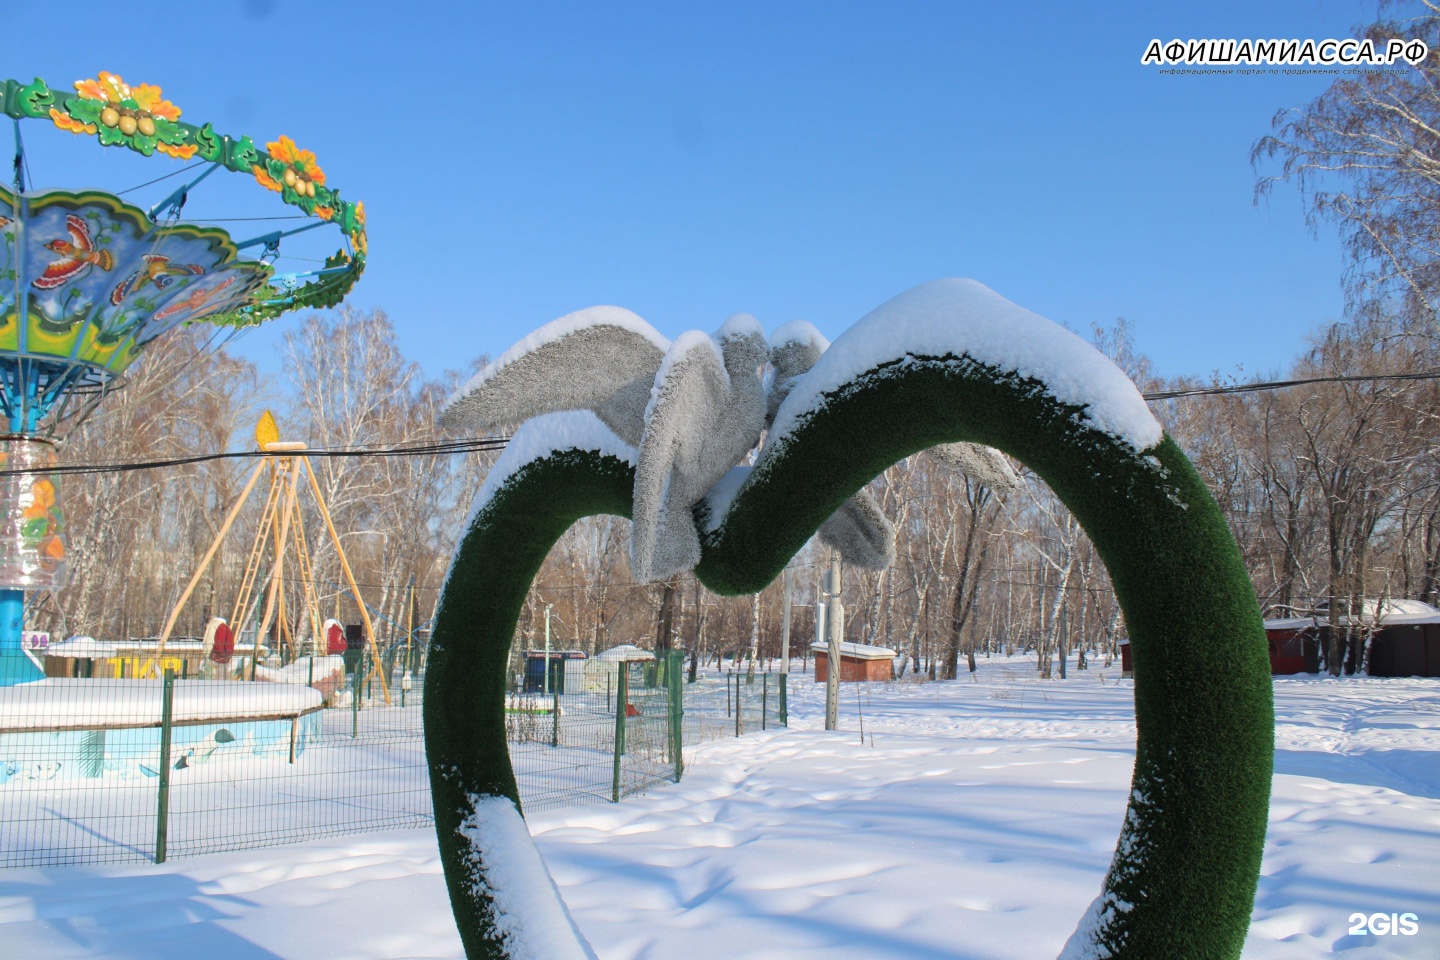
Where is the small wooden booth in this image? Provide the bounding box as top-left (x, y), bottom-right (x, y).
top-left (810, 641), bottom-right (896, 682)
top-left (521, 649), bottom-right (587, 694)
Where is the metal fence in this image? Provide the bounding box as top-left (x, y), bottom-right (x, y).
top-left (0, 651), bottom-right (787, 868)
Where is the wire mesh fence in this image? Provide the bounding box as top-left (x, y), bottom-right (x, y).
top-left (0, 650), bottom-right (788, 868)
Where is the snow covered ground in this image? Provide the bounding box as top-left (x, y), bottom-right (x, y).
top-left (2, 656), bottom-right (1437, 958)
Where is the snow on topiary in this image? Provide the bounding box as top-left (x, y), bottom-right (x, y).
top-left (428, 278), bottom-right (1273, 960)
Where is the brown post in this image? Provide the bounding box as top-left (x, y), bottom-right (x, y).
top-left (303, 457), bottom-right (391, 704)
top-left (152, 458), bottom-right (269, 670)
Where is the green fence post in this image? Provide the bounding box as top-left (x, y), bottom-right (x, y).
top-left (351, 665), bottom-right (361, 739)
top-left (611, 666), bottom-right (628, 802)
top-left (155, 668), bottom-right (176, 864)
top-left (779, 673), bottom-right (788, 726)
top-left (551, 691), bottom-right (560, 748)
top-left (668, 650), bottom-right (684, 783)
top-left (735, 673), bottom-right (743, 737)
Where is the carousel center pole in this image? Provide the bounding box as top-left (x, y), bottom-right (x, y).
top-left (0, 422), bottom-right (62, 686)
top-left (0, 588), bottom-right (31, 683)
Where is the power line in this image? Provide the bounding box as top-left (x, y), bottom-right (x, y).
top-left (1143, 369), bottom-right (1440, 400)
top-left (10, 369), bottom-right (1440, 478)
top-left (0, 435), bottom-right (511, 478)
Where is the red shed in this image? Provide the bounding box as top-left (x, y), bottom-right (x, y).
top-left (1263, 601), bottom-right (1440, 677)
top-left (1262, 616), bottom-right (1317, 675)
top-left (810, 641), bottom-right (896, 682)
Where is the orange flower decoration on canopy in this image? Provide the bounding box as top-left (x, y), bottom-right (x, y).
top-left (73, 71), bottom-right (126, 104)
top-left (50, 111), bottom-right (95, 135)
top-left (73, 71), bottom-right (182, 120)
top-left (133, 85), bottom-right (180, 121)
top-left (58, 71), bottom-right (193, 157)
top-left (270, 136), bottom-right (325, 184)
top-left (157, 143), bottom-right (198, 160)
top-left (253, 135), bottom-right (326, 199)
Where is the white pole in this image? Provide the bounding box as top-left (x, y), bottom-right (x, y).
top-left (825, 553), bottom-right (843, 731)
top-left (544, 603), bottom-right (552, 696)
top-left (780, 567), bottom-right (792, 675)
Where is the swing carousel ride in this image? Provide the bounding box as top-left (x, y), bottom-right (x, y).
top-left (0, 72), bottom-right (368, 685)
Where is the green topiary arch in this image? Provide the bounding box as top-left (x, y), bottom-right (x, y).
top-left (426, 283), bottom-right (1274, 960)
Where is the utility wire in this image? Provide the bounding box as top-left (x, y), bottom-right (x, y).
top-left (1143, 369), bottom-right (1440, 400)
top-left (11, 369), bottom-right (1440, 478)
top-left (1, 435), bottom-right (511, 478)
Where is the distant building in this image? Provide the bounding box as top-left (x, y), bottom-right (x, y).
top-left (43, 636), bottom-right (264, 679)
top-left (520, 649), bottom-right (587, 694)
top-left (578, 644), bottom-right (656, 694)
top-left (1263, 599), bottom-right (1440, 677)
top-left (810, 641), bottom-right (896, 682)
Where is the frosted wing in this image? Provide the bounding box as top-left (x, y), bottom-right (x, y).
top-left (817, 490), bottom-right (896, 571)
top-left (440, 306), bottom-right (667, 446)
top-left (631, 333), bottom-right (734, 582)
top-left (766, 320), bottom-right (829, 424)
top-left (932, 442), bottom-right (1023, 492)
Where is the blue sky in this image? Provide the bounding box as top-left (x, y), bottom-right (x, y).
top-left (7, 0), bottom-right (1394, 384)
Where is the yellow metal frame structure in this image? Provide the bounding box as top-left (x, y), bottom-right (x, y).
top-left (147, 414), bottom-right (391, 703)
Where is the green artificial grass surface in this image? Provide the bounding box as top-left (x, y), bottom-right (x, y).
top-left (428, 355), bottom-right (1273, 960)
top-left (425, 451), bottom-right (634, 960)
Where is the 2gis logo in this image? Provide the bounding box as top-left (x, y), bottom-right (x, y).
top-left (1348, 912), bottom-right (1420, 936)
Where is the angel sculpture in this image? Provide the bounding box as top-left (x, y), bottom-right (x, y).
top-left (440, 306), bottom-right (1018, 583)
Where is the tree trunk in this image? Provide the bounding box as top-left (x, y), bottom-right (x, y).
top-left (654, 578), bottom-right (677, 655)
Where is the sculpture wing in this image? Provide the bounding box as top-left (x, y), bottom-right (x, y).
top-left (766, 320), bottom-right (829, 425)
top-left (631, 332), bottom-right (734, 582)
top-left (817, 490), bottom-right (896, 571)
top-left (931, 442), bottom-right (1023, 492)
top-left (440, 306), bottom-right (668, 446)
top-left (763, 321), bottom-right (901, 569)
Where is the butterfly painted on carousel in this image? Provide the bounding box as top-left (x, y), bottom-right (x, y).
top-left (110, 255), bottom-right (206, 305)
top-left (33, 214), bottom-right (113, 290)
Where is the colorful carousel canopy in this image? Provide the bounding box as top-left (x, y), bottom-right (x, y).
top-left (0, 72), bottom-right (369, 684)
top-left (1, 72), bottom-right (367, 436)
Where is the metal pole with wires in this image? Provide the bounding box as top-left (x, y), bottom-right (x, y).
top-left (780, 566), bottom-right (792, 675)
top-left (543, 603), bottom-right (552, 697)
top-left (825, 553), bottom-right (843, 731)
